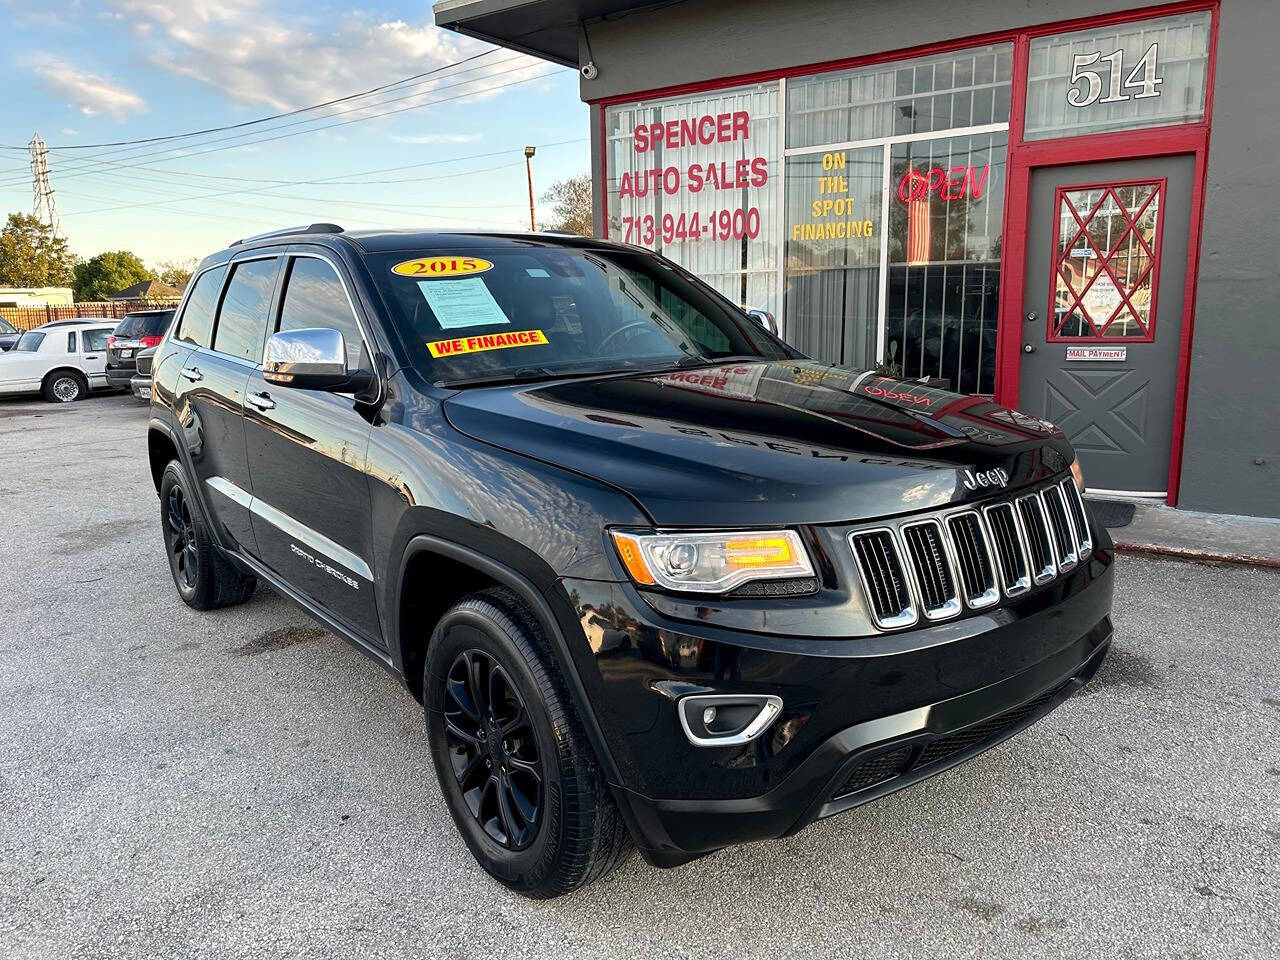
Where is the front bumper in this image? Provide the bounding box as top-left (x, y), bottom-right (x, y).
top-left (555, 543), bottom-right (1115, 868)
top-left (130, 374), bottom-right (152, 401)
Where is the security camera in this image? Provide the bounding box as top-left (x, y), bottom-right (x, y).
top-left (581, 61), bottom-right (599, 81)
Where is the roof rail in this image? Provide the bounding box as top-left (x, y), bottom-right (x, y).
top-left (229, 222), bottom-right (345, 247)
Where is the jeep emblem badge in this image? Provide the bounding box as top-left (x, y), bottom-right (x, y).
top-left (961, 467), bottom-right (1010, 491)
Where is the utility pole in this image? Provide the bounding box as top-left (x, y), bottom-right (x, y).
top-left (524, 146), bottom-right (537, 231)
top-left (29, 132), bottom-right (62, 237)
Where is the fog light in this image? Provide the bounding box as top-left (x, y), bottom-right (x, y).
top-left (678, 694), bottom-right (783, 748)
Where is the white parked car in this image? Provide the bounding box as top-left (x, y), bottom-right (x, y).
top-left (0, 319), bottom-right (119, 403)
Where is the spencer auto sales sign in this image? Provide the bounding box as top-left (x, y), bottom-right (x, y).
top-left (614, 108), bottom-right (769, 247)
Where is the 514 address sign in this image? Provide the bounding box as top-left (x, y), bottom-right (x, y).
top-left (1067, 41), bottom-right (1163, 108)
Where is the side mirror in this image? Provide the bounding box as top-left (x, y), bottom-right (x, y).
top-left (263, 328), bottom-right (351, 390)
top-left (744, 307), bottom-right (778, 336)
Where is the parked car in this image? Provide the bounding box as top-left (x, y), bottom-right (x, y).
top-left (0, 319), bottom-right (117, 402)
top-left (0, 317), bottom-right (20, 352)
top-left (130, 345), bottom-right (157, 402)
top-left (105, 308), bottom-right (175, 390)
top-left (147, 225), bottom-right (1113, 898)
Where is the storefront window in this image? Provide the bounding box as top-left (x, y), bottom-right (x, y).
top-left (604, 83), bottom-right (780, 314)
top-left (1024, 11), bottom-right (1212, 141)
top-left (787, 45), bottom-right (1013, 149)
top-left (885, 132), bottom-right (1007, 394)
top-left (783, 147), bottom-right (882, 367)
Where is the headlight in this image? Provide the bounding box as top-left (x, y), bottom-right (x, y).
top-left (611, 529), bottom-right (814, 593)
top-left (1070, 457), bottom-right (1086, 492)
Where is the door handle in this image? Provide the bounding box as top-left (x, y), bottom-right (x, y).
top-left (246, 391), bottom-right (276, 412)
top-left (84, 354), bottom-right (100, 360)
top-left (181, 366), bottom-right (203, 382)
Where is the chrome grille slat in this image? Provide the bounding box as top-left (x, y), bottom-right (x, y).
top-left (1016, 494), bottom-right (1057, 584)
top-left (1040, 485), bottom-right (1078, 571)
top-left (983, 501), bottom-right (1031, 597)
top-left (946, 512), bottom-right (1000, 609)
top-left (900, 520), bottom-right (961, 620)
top-left (849, 529), bottom-right (917, 629)
top-left (1060, 479), bottom-right (1093, 558)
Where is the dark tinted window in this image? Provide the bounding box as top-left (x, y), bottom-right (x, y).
top-left (176, 265), bottom-right (226, 348)
top-left (213, 259), bottom-right (278, 362)
top-left (278, 257), bottom-right (365, 371)
top-left (114, 311), bottom-right (174, 338)
top-left (14, 331), bottom-right (44, 352)
top-left (67, 331), bottom-right (77, 352)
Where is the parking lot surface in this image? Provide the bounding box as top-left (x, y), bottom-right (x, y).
top-left (0, 393), bottom-right (1276, 960)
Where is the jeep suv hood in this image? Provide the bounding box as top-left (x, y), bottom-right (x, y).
top-left (442, 360), bottom-right (1074, 526)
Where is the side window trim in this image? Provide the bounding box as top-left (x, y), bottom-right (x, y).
top-left (173, 262), bottom-right (230, 350)
top-left (209, 253), bottom-right (283, 366)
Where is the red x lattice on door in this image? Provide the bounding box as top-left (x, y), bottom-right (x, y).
top-left (1049, 179), bottom-right (1165, 342)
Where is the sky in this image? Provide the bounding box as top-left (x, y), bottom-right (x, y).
top-left (0, 0), bottom-right (590, 267)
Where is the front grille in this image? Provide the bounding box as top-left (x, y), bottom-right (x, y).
top-left (946, 512), bottom-right (999, 609)
top-left (136, 353), bottom-right (154, 376)
top-left (849, 530), bottom-right (916, 629)
top-left (900, 520), bottom-right (960, 619)
top-left (849, 473), bottom-right (1083, 631)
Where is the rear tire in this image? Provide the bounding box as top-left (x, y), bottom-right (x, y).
top-left (424, 587), bottom-right (632, 897)
top-left (159, 461), bottom-right (256, 611)
top-left (42, 370), bottom-right (87, 403)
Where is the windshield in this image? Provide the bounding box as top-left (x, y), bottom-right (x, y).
top-left (14, 331), bottom-right (45, 352)
top-left (114, 311), bottom-right (173, 338)
top-left (368, 246), bottom-right (793, 385)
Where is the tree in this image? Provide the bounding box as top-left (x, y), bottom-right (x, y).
top-left (541, 173), bottom-right (593, 237)
top-left (73, 250), bottom-right (155, 301)
top-left (155, 258), bottom-right (196, 289)
top-left (0, 213), bottom-right (77, 287)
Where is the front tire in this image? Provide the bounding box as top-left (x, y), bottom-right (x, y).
top-left (159, 461), bottom-right (256, 610)
top-left (42, 370), bottom-right (87, 403)
top-left (425, 588), bottom-right (632, 897)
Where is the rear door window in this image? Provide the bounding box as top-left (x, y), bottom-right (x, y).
top-left (66, 331), bottom-right (77, 353)
top-left (213, 258), bottom-right (278, 362)
top-left (83, 329), bottom-right (111, 352)
top-left (175, 265), bottom-right (227, 348)
top-left (277, 257), bottom-right (366, 372)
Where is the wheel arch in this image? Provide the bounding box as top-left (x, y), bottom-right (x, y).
top-left (147, 418), bottom-right (183, 493)
top-left (393, 534), bottom-right (623, 788)
top-left (41, 366), bottom-right (87, 391)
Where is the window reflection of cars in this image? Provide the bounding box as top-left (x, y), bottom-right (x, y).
top-left (0, 317), bottom-right (20, 352)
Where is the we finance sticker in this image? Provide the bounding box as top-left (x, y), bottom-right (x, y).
top-left (427, 329), bottom-right (548, 358)
top-left (391, 256), bottom-right (493, 278)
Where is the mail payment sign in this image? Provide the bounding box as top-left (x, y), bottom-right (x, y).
top-left (427, 329), bottom-right (549, 358)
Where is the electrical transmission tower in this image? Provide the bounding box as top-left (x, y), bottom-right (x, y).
top-left (29, 133), bottom-right (62, 237)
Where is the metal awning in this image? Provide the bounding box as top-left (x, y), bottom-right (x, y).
top-left (433, 0), bottom-right (656, 66)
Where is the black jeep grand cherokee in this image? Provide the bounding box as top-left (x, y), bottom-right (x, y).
top-left (147, 225), bottom-right (1113, 897)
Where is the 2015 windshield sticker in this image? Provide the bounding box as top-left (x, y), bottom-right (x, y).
top-left (417, 276), bottom-right (510, 329)
top-left (427, 329), bottom-right (548, 358)
top-left (392, 256), bottom-right (493, 278)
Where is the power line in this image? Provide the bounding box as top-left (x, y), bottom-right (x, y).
top-left (0, 57), bottom-right (547, 189)
top-left (0, 50), bottom-right (501, 152)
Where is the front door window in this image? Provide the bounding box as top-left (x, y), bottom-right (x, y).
top-left (1051, 179), bottom-right (1163, 341)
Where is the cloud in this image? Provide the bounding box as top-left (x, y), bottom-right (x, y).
top-left (104, 1), bottom-right (550, 113)
top-left (390, 133), bottom-right (483, 145)
top-left (30, 57), bottom-right (148, 120)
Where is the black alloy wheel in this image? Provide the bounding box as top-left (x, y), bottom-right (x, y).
top-left (444, 649), bottom-right (543, 851)
top-left (165, 483), bottom-right (199, 593)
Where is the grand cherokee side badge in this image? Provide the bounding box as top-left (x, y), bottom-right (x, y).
top-left (961, 467), bottom-right (1009, 490)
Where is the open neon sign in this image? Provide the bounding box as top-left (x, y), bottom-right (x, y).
top-left (897, 164), bottom-right (991, 202)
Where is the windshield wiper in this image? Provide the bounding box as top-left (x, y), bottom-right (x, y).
top-left (438, 366), bottom-right (621, 389)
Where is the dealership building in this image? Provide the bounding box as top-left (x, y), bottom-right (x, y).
top-left (436, 0), bottom-right (1278, 519)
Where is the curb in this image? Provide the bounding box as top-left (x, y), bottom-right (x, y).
top-left (1113, 540), bottom-right (1280, 569)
